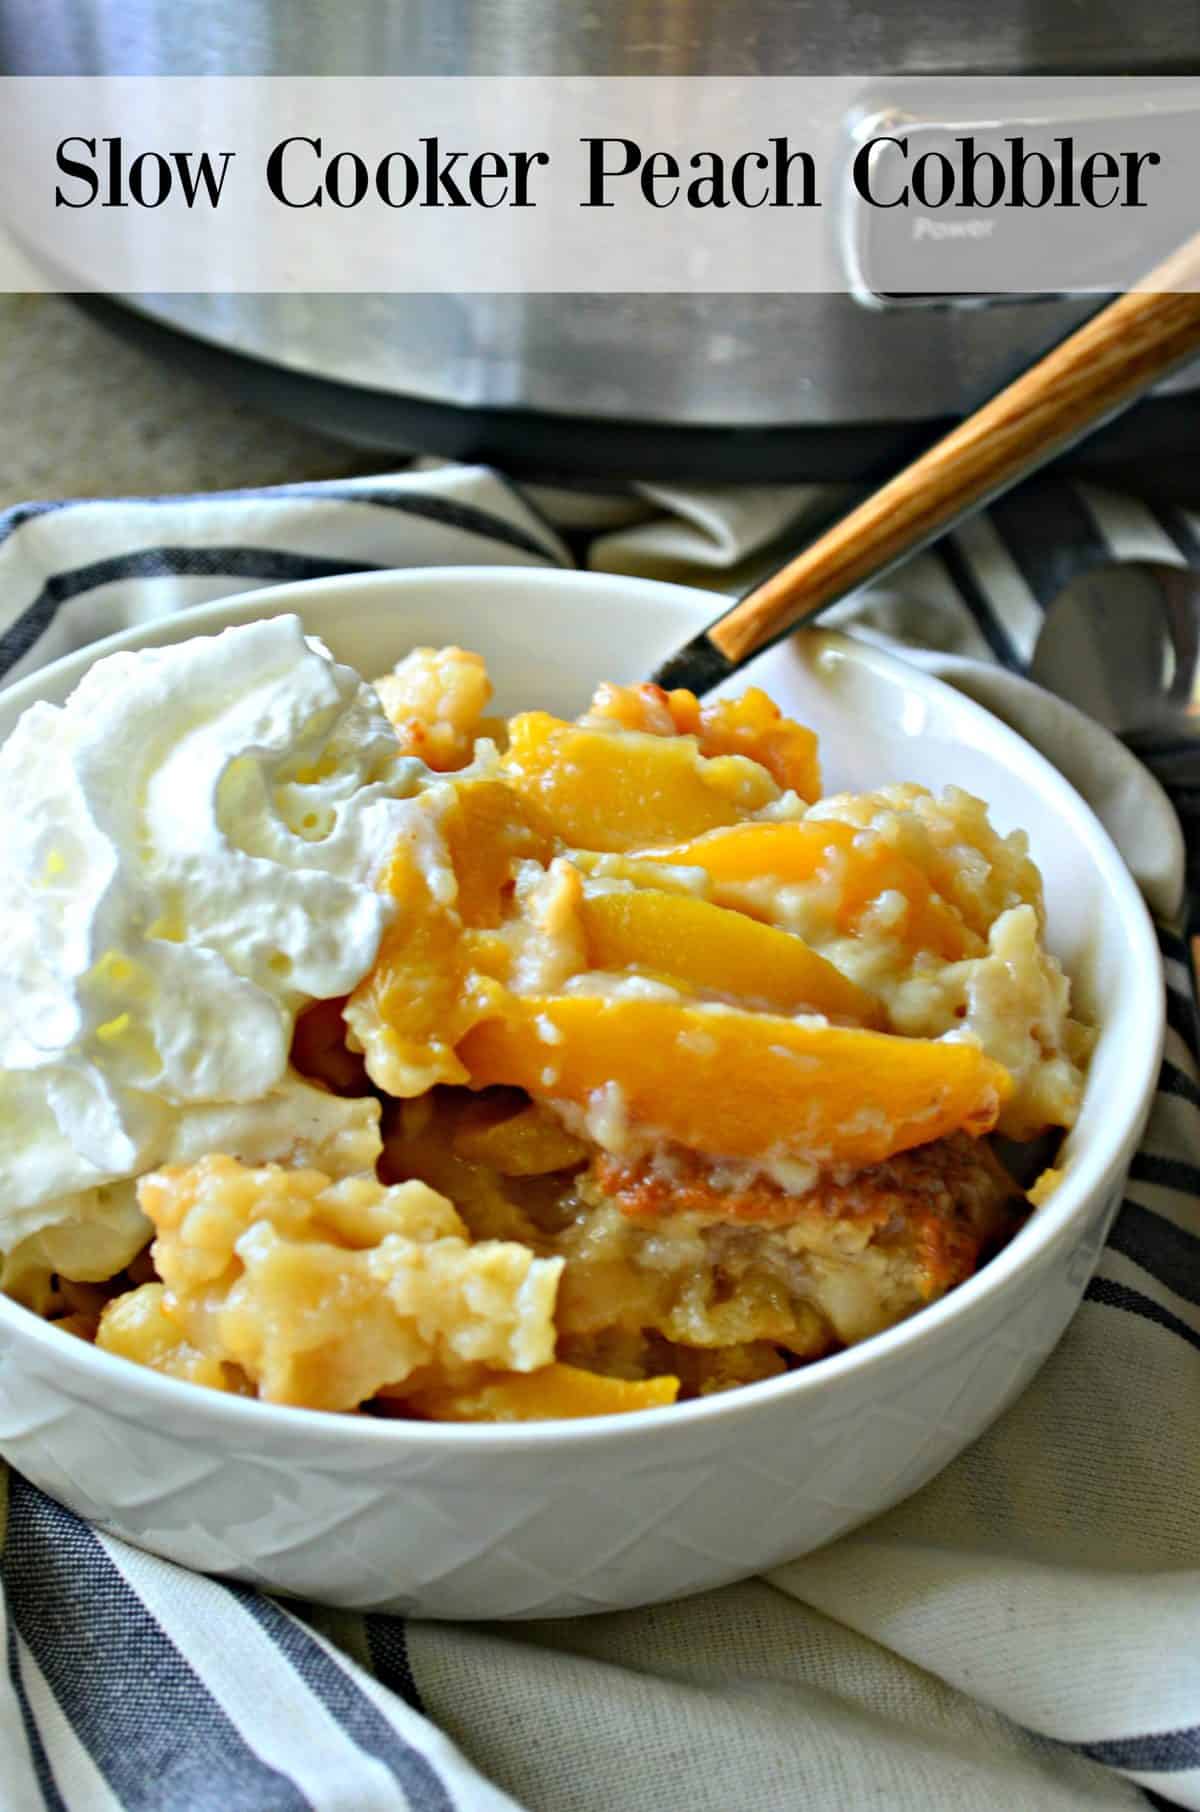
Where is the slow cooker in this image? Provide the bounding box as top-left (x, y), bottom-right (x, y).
top-left (3, 0), bottom-right (1199, 480)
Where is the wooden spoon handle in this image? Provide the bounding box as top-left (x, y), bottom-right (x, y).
top-left (653, 232), bottom-right (1200, 691)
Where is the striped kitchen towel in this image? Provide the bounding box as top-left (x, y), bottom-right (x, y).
top-left (1, 460), bottom-right (1198, 1812)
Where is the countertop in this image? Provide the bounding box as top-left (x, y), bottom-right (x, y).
top-left (0, 293), bottom-right (387, 510)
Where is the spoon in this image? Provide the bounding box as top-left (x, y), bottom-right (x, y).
top-left (650, 231), bottom-right (1200, 697)
top-left (1030, 559), bottom-right (1200, 757)
top-left (1030, 559), bottom-right (1200, 1018)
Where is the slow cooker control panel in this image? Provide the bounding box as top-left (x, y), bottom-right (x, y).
top-left (842, 93), bottom-right (1197, 308)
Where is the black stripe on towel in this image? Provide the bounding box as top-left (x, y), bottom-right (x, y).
top-left (1106, 1202), bottom-right (1200, 1308)
top-left (1165, 985), bottom-right (1199, 1051)
top-left (1148, 502), bottom-right (1200, 569)
top-left (289, 483), bottom-right (562, 562)
top-left (4, 1617), bottom-right (69, 1812)
top-left (1158, 1059), bottom-right (1200, 1112)
top-left (319, 483), bottom-right (564, 562)
top-left (2, 1476), bottom-right (312, 1812)
top-left (1136, 741), bottom-right (1200, 771)
top-left (936, 538), bottom-right (1022, 669)
top-left (0, 545), bottom-right (381, 676)
top-left (365, 1615), bottom-right (427, 1712)
top-left (1157, 923), bottom-right (1191, 964)
top-left (0, 500), bottom-right (66, 546)
top-left (1128, 1152), bottom-right (1200, 1198)
top-left (988, 477), bottom-right (1108, 608)
top-left (1068, 1721), bottom-right (1200, 1772)
top-left (231, 1587), bottom-right (454, 1812)
top-left (1084, 1276), bottom-right (1200, 1355)
top-left (0, 485), bottom-right (564, 565)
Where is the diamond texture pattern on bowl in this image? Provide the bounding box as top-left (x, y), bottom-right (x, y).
top-left (0, 1189), bottom-right (1120, 1619)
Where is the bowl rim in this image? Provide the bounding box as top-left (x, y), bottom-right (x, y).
top-left (0, 564), bottom-right (1165, 1450)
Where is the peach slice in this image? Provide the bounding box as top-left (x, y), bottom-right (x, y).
top-left (637, 820), bottom-right (978, 959)
top-left (441, 776), bottom-right (555, 928)
top-left (347, 779), bottom-right (552, 1096)
top-left (502, 713), bottom-right (779, 852)
top-left (666, 686), bottom-right (820, 801)
top-left (458, 995), bottom-right (1011, 1168)
top-left (345, 831), bottom-right (476, 1096)
top-left (578, 888), bottom-right (883, 1026)
top-left (452, 1097), bottom-right (591, 1175)
top-left (395, 1362), bottom-right (680, 1421)
top-left (585, 681), bottom-right (820, 802)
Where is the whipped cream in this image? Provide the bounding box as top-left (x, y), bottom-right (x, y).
top-left (0, 615), bottom-right (422, 1269)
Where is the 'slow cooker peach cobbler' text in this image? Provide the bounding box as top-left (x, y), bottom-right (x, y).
top-left (0, 620), bottom-right (1091, 1420)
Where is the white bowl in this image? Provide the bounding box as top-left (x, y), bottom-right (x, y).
top-left (0, 567), bottom-right (1163, 1620)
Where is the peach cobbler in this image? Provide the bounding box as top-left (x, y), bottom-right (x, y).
top-left (3, 624), bottom-right (1091, 1420)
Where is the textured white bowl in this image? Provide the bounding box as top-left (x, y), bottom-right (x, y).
top-left (0, 568), bottom-right (1164, 1620)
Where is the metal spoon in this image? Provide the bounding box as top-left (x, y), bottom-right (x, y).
top-left (1031, 556), bottom-right (1200, 1027)
top-left (1030, 559), bottom-right (1200, 757)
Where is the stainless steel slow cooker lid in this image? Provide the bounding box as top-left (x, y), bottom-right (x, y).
top-left (5, 0), bottom-right (1198, 476)
top-left (1, 0), bottom-right (1186, 82)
